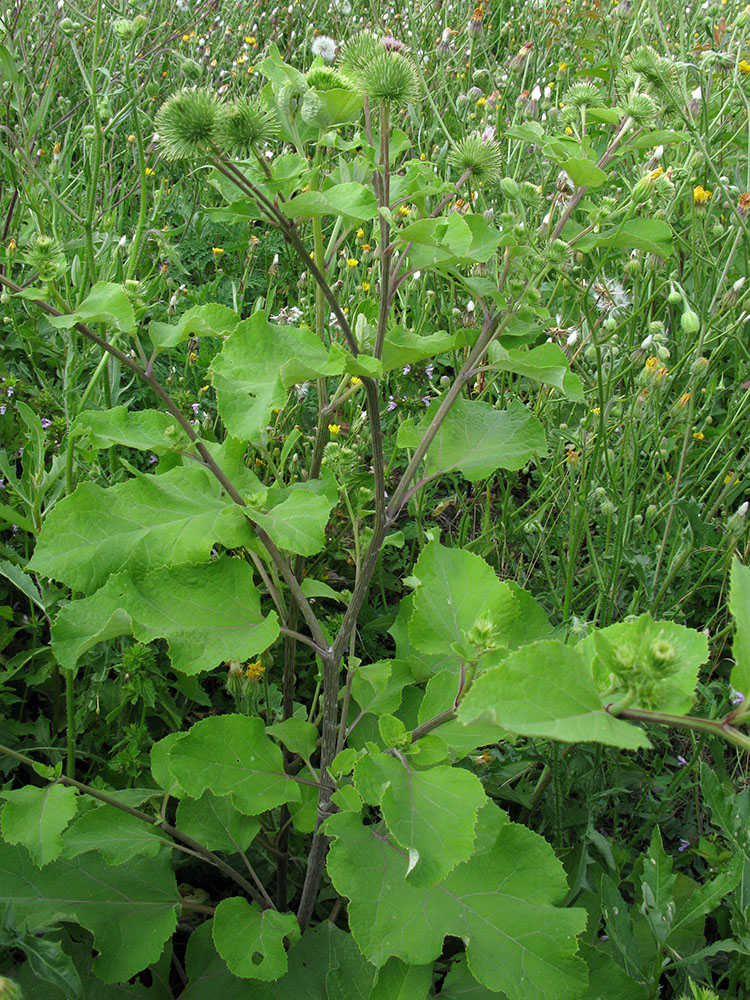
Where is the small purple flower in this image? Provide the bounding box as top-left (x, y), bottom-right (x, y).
top-left (148, 454), bottom-right (158, 465)
top-left (402, 365), bottom-right (411, 375)
top-left (482, 125), bottom-right (497, 142)
top-left (425, 363), bottom-right (435, 380)
top-left (40, 417), bottom-right (52, 430)
top-left (678, 838), bottom-right (690, 852)
top-left (191, 403), bottom-right (200, 416)
top-left (0, 478), bottom-right (4, 489)
top-left (6, 386), bottom-right (13, 398)
top-left (731, 688), bottom-right (745, 706)
top-left (0, 405), bottom-right (5, 416)
top-left (422, 395), bottom-right (431, 407)
top-left (387, 396), bottom-right (397, 412)
top-left (677, 755), bottom-right (687, 767)
top-left (11, 524), bottom-right (18, 533)
top-left (381, 35), bottom-right (406, 52)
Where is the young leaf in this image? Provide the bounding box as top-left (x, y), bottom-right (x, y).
top-left (280, 182), bottom-right (378, 223)
top-left (408, 539), bottom-right (551, 658)
top-left (266, 717), bottom-right (318, 758)
top-left (397, 398), bottom-right (546, 482)
top-left (52, 558), bottom-right (279, 674)
top-left (729, 558), bottom-right (750, 701)
top-left (47, 282), bottom-right (135, 334)
top-left (29, 466), bottom-right (253, 593)
top-left (0, 841), bottom-right (178, 983)
top-left (252, 488), bottom-right (334, 556)
top-left (560, 157), bottom-right (609, 188)
top-left (148, 303), bottom-right (240, 349)
top-left (212, 898), bottom-right (300, 981)
top-left (487, 342), bottom-right (583, 401)
top-left (353, 750), bottom-right (487, 887)
top-left (639, 827), bottom-right (676, 946)
top-left (167, 715), bottom-right (300, 814)
top-left (585, 614), bottom-right (707, 715)
top-left (1, 784), bottom-right (78, 867)
top-left (458, 640), bottom-right (650, 750)
top-left (325, 802), bottom-right (587, 999)
top-left (176, 793), bottom-right (260, 854)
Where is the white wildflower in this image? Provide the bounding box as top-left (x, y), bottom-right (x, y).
top-left (311, 34), bottom-right (337, 61)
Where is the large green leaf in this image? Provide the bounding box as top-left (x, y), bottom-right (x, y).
top-left (0, 785), bottom-right (78, 867)
top-left (29, 466), bottom-right (252, 593)
top-left (575, 218), bottom-right (673, 255)
top-left (175, 793), bottom-right (260, 854)
top-left (213, 898), bottom-right (300, 980)
top-left (48, 282), bottom-right (135, 334)
top-left (0, 842), bottom-right (178, 983)
top-left (325, 802), bottom-right (587, 999)
top-left (408, 540), bottom-right (551, 659)
top-left (210, 312), bottom-right (342, 441)
top-left (71, 407), bottom-right (186, 454)
top-left (354, 750), bottom-right (486, 887)
top-left (280, 183), bottom-right (378, 223)
top-left (397, 398), bottom-right (546, 482)
top-left (560, 158), bottom-right (608, 188)
top-left (381, 327), bottom-right (456, 373)
top-left (62, 804), bottom-right (169, 864)
top-left (181, 919), bottom-right (375, 1000)
top-left (149, 303), bottom-right (240, 349)
top-left (729, 558), bottom-right (750, 701)
top-left (167, 715), bottom-right (300, 814)
top-left (458, 640), bottom-right (650, 750)
top-left (370, 958), bottom-right (432, 1000)
top-left (51, 558), bottom-right (279, 674)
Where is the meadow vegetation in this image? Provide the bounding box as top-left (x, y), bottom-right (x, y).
top-left (0, 0), bottom-right (750, 996)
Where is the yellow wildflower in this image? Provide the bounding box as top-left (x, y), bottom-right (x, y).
top-left (356, 227), bottom-right (365, 239)
top-left (677, 392), bottom-right (691, 407)
top-left (328, 423), bottom-right (341, 435)
top-left (360, 243), bottom-right (371, 253)
top-left (189, 351), bottom-right (198, 362)
top-left (559, 62), bottom-right (568, 71)
top-left (476, 96), bottom-right (487, 107)
top-left (565, 126), bottom-right (573, 136)
top-left (725, 472), bottom-right (741, 486)
top-left (644, 356), bottom-right (659, 374)
top-left (212, 247), bottom-right (224, 255)
top-left (739, 59), bottom-right (750, 74)
top-left (398, 204), bottom-right (411, 217)
top-left (7, 238), bottom-right (16, 253)
top-left (350, 376), bottom-right (362, 386)
top-left (693, 185), bottom-right (712, 205)
top-left (346, 257), bottom-right (359, 267)
top-left (692, 431), bottom-right (705, 440)
top-left (144, 166), bottom-right (155, 176)
top-left (361, 281), bottom-right (370, 291)
top-left (127, 134), bottom-right (136, 143)
top-left (245, 660), bottom-right (265, 681)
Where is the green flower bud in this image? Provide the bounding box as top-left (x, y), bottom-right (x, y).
top-left (82, 123), bottom-right (96, 141)
top-left (59, 17), bottom-right (80, 36)
top-left (448, 133), bottom-right (503, 184)
top-left (0, 977), bottom-right (23, 1000)
top-left (631, 172), bottom-right (655, 205)
top-left (356, 50), bottom-right (420, 105)
top-left (680, 309), bottom-right (700, 335)
top-left (114, 17), bottom-right (137, 41)
top-left (622, 92), bottom-right (659, 128)
top-left (216, 98), bottom-right (279, 158)
top-left (155, 88), bottom-right (223, 161)
top-left (667, 288), bottom-right (683, 305)
top-left (649, 638), bottom-right (676, 672)
top-left (499, 176), bottom-right (521, 199)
